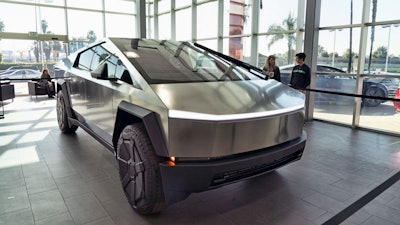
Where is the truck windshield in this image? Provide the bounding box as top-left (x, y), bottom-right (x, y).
top-left (115, 39), bottom-right (261, 84)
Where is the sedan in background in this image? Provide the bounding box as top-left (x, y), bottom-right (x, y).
top-left (280, 64), bottom-right (400, 107)
top-left (0, 65), bottom-right (40, 73)
top-left (0, 69), bottom-right (42, 80)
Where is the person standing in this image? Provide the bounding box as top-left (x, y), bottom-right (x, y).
top-left (262, 55), bottom-right (281, 82)
top-left (290, 52), bottom-right (310, 92)
top-left (38, 68), bottom-right (55, 98)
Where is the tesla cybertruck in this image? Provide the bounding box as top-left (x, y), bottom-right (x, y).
top-left (55, 38), bottom-right (307, 215)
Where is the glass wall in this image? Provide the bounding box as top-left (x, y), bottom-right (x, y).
top-left (365, 24), bottom-right (400, 74)
top-left (197, 1), bottom-right (218, 39)
top-left (0, 0), bottom-right (136, 53)
top-left (318, 28), bottom-right (361, 72)
top-left (158, 0), bottom-right (171, 13)
top-left (317, 0), bottom-right (400, 135)
top-left (0, 0), bottom-right (136, 95)
top-left (105, 0), bottom-right (136, 14)
top-left (315, 27), bottom-right (361, 127)
top-left (258, 0), bottom-right (299, 33)
top-left (320, 0), bottom-right (363, 27)
top-left (197, 39), bottom-right (218, 52)
top-left (66, 0), bottom-right (103, 10)
top-left (175, 8), bottom-right (191, 41)
top-left (39, 7), bottom-right (67, 35)
top-left (67, 10), bottom-right (103, 41)
top-left (148, 0), bottom-right (399, 136)
top-left (1, 0), bottom-right (399, 136)
top-left (158, 13), bottom-right (171, 40)
top-left (175, 0), bottom-right (190, 8)
top-left (257, 0), bottom-right (299, 68)
top-left (360, 22), bottom-right (400, 134)
top-left (105, 14), bottom-right (136, 38)
top-left (373, 0), bottom-right (399, 22)
top-left (0, 3), bottom-right (36, 33)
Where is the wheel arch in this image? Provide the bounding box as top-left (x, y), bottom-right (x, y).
top-left (363, 82), bottom-right (389, 97)
top-left (56, 79), bottom-right (77, 123)
top-left (112, 101), bottom-right (169, 157)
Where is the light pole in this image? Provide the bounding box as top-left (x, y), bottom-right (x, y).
top-left (382, 25), bottom-right (391, 73)
top-left (382, 24), bottom-right (399, 73)
top-left (330, 29), bottom-right (342, 67)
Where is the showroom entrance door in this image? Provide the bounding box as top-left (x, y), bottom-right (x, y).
top-left (0, 34), bottom-right (68, 96)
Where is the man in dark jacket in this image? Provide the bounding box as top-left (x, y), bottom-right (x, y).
top-left (290, 52), bottom-right (310, 92)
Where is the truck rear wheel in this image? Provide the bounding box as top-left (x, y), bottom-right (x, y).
top-left (116, 123), bottom-right (165, 215)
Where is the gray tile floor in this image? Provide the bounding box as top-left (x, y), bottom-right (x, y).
top-left (1, 96), bottom-right (400, 225)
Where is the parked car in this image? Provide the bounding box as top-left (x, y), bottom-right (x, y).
top-left (55, 38), bottom-right (307, 215)
top-left (280, 64), bottom-right (400, 107)
top-left (0, 65), bottom-right (40, 73)
top-left (0, 69), bottom-right (42, 80)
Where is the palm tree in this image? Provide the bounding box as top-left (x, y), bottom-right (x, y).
top-left (87, 30), bottom-right (97, 43)
top-left (347, 0), bottom-right (353, 73)
top-left (266, 13), bottom-right (296, 64)
top-left (41, 20), bottom-right (48, 34)
top-left (367, 0), bottom-right (377, 73)
top-left (0, 19), bottom-right (4, 33)
top-left (35, 20), bottom-right (50, 62)
top-left (0, 19), bottom-right (4, 61)
top-left (53, 41), bottom-right (62, 61)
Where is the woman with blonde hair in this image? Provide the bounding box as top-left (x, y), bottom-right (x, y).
top-left (262, 55), bottom-right (281, 82)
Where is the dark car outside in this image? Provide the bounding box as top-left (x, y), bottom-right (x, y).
top-left (54, 38), bottom-right (307, 215)
top-left (280, 64), bottom-right (400, 107)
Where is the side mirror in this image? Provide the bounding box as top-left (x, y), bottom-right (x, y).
top-left (91, 63), bottom-right (118, 81)
top-left (91, 63), bottom-right (108, 79)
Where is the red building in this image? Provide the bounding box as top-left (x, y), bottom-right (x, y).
top-left (229, 0), bottom-right (245, 60)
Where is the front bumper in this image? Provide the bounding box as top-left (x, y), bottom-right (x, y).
top-left (159, 131), bottom-right (307, 204)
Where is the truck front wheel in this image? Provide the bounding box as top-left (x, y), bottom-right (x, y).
top-left (116, 123), bottom-right (165, 215)
top-left (56, 91), bottom-right (78, 133)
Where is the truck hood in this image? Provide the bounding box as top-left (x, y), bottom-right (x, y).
top-left (150, 80), bottom-right (304, 120)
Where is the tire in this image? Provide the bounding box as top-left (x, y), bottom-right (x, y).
top-left (363, 86), bottom-right (385, 107)
top-left (116, 123), bottom-right (165, 215)
top-left (56, 91), bottom-right (78, 133)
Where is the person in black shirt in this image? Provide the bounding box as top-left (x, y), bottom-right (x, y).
top-left (290, 52), bottom-right (310, 92)
top-left (38, 68), bottom-right (55, 98)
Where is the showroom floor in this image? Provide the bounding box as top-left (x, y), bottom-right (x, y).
top-left (1, 96), bottom-right (400, 225)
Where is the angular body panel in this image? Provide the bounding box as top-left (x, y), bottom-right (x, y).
top-left (55, 38), bottom-right (307, 212)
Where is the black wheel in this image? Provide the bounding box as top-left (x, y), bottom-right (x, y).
top-left (363, 87), bottom-right (385, 107)
top-left (116, 123), bottom-right (165, 215)
top-left (56, 91), bottom-right (78, 133)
